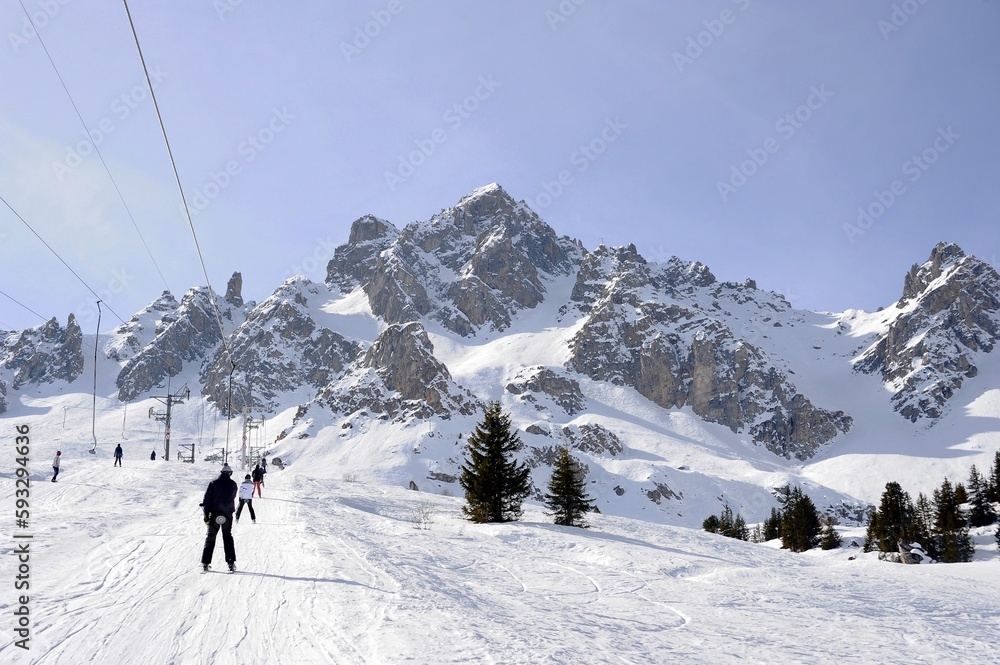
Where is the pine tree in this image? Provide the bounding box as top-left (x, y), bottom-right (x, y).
top-left (460, 402), bottom-right (532, 523)
top-left (913, 492), bottom-right (937, 559)
top-left (702, 515), bottom-right (720, 533)
top-left (864, 482), bottom-right (918, 554)
top-left (967, 464), bottom-right (996, 528)
top-left (933, 478), bottom-right (974, 563)
top-left (780, 486), bottom-right (821, 552)
top-left (954, 482), bottom-right (969, 506)
top-left (718, 503), bottom-right (735, 537)
top-left (544, 445), bottom-right (595, 528)
top-left (988, 451), bottom-right (1000, 503)
top-left (863, 507), bottom-right (881, 553)
top-left (820, 515), bottom-right (843, 550)
top-left (703, 504), bottom-right (749, 541)
top-left (732, 513), bottom-right (749, 541)
top-left (762, 507), bottom-right (782, 541)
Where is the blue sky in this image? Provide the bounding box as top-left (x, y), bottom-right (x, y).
top-left (1, 0), bottom-right (998, 332)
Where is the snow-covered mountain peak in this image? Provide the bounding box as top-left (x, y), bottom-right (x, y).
top-left (857, 242), bottom-right (1000, 421)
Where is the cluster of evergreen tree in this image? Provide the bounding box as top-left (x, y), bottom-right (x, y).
top-left (775, 486), bottom-right (823, 552)
top-left (460, 402), bottom-right (596, 528)
top-left (861, 455), bottom-right (1000, 563)
top-left (702, 504), bottom-right (749, 540)
top-left (702, 486), bottom-right (831, 553)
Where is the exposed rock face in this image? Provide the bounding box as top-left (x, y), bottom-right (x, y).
top-left (505, 366), bottom-right (585, 415)
top-left (20, 184), bottom-right (998, 476)
top-left (202, 278), bottom-right (361, 414)
top-left (856, 243), bottom-right (1000, 421)
top-left (106, 292), bottom-right (180, 363)
top-left (325, 215), bottom-right (400, 292)
top-left (0, 379), bottom-right (6, 415)
top-left (318, 321), bottom-right (477, 420)
top-left (645, 482), bottom-right (683, 504)
top-left (525, 423), bottom-right (622, 469)
top-left (225, 272), bottom-right (244, 307)
top-left (561, 423), bottom-right (624, 456)
top-left (898, 540), bottom-right (929, 564)
top-left (116, 287), bottom-right (238, 402)
top-left (2, 315), bottom-right (84, 391)
top-left (326, 184), bottom-right (579, 336)
top-left (567, 245), bottom-right (851, 459)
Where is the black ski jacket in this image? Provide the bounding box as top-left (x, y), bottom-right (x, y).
top-left (252, 467), bottom-right (264, 483)
top-left (202, 474), bottom-right (238, 520)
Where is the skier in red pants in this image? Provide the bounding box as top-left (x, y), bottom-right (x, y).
top-left (252, 464), bottom-right (264, 498)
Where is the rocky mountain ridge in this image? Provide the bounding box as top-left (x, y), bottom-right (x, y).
top-left (854, 242), bottom-right (1000, 422)
top-left (1, 187), bottom-right (997, 506)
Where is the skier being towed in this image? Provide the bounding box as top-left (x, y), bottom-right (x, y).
top-left (200, 463), bottom-right (239, 573)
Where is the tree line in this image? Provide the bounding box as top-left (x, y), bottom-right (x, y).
top-left (702, 452), bottom-right (1000, 562)
top-left (864, 453), bottom-right (1000, 563)
top-left (703, 485), bottom-right (841, 553)
top-left (456, 401), bottom-right (1000, 563)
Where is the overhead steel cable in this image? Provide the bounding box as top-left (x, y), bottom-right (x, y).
top-left (18, 0), bottom-right (171, 294)
top-left (0, 288), bottom-right (48, 323)
top-left (0, 193), bottom-right (128, 326)
top-left (120, 0), bottom-right (232, 363)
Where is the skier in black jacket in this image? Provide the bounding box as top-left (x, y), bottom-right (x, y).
top-left (200, 463), bottom-right (238, 572)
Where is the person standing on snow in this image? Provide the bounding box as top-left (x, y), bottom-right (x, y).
top-left (114, 444), bottom-right (123, 467)
top-left (52, 450), bottom-right (61, 482)
top-left (236, 474), bottom-right (256, 524)
top-left (252, 463), bottom-right (264, 498)
top-left (150, 450), bottom-right (156, 461)
top-left (200, 463), bottom-right (238, 573)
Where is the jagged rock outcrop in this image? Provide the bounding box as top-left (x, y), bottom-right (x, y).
top-left (561, 423), bottom-right (624, 456)
top-left (2, 315), bottom-right (84, 391)
top-left (106, 291), bottom-right (180, 363)
top-left (225, 272), bottom-right (244, 307)
top-left (116, 287), bottom-right (238, 402)
top-left (856, 243), bottom-right (1000, 421)
top-left (325, 215), bottom-right (400, 292)
top-left (525, 423), bottom-right (622, 468)
top-left (318, 321), bottom-right (477, 420)
top-left (567, 245), bottom-right (851, 459)
top-left (645, 481), bottom-right (683, 504)
top-left (326, 184), bottom-right (579, 336)
top-left (202, 278), bottom-right (361, 413)
top-left (0, 379), bottom-right (7, 415)
top-left (505, 366), bottom-right (585, 415)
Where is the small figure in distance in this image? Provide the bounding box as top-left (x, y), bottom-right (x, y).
top-left (236, 474), bottom-right (256, 524)
top-left (252, 464), bottom-right (264, 498)
top-left (114, 443), bottom-right (123, 467)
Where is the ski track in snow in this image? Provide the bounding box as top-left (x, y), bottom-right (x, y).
top-left (3, 457), bottom-right (1000, 664)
